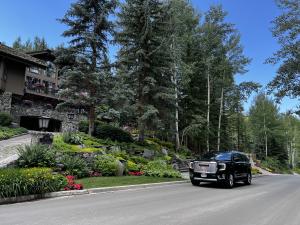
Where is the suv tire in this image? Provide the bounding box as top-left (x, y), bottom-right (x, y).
top-left (191, 179), bottom-right (200, 186)
top-left (244, 173), bottom-right (252, 185)
top-left (225, 174), bottom-right (234, 188)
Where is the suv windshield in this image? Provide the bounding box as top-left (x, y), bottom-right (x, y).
top-left (199, 152), bottom-right (232, 161)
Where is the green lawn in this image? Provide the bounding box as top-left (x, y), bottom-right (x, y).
top-left (77, 176), bottom-right (184, 189)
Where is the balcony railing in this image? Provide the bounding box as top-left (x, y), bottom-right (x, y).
top-left (25, 82), bottom-right (59, 99)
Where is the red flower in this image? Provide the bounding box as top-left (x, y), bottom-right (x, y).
top-left (128, 171), bottom-right (144, 176)
top-left (64, 176), bottom-right (84, 191)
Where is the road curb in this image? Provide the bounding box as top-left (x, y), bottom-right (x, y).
top-left (0, 180), bottom-right (188, 205)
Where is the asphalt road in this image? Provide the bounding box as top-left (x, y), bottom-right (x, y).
top-left (0, 175), bottom-right (300, 225)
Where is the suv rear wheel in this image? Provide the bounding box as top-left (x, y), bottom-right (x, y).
top-left (244, 173), bottom-right (252, 185)
top-left (225, 174), bottom-right (234, 188)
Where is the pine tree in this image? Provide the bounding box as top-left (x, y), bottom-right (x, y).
top-left (116, 0), bottom-right (172, 142)
top-left (12, 36), bottom-right (48, 51)
top-left (267, 0), bottom-right (300, 102)
top-left (58, 0), bottom-right (117, 135)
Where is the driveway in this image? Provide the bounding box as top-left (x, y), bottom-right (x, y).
top-left (0, 134), bottom-right (32, 167)
top-left (0, 175), bottom-right (299, 225)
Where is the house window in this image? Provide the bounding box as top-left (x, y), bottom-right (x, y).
top-left (29, 67), bottom-right (39, 74)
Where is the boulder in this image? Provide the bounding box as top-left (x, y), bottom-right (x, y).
top-left (142, 149), bottom-right (155, 159)
top-left (161, 148), bottom-right (168, 156)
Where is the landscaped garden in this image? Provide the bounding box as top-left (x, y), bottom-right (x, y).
top-left (0, 120), bottom-right (189, 198)
top-left (0, 112), bottom-right (27, 140)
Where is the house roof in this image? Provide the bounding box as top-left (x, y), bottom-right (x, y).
top-left (0, 43), bottom-right (47, 67)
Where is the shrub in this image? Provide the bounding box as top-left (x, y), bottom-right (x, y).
top-left (261, 157), bottom-right (290, 174)
top-left (0, 127), bottom-right (27, 140)
top-left (0, 168), bottom-right (67, 198)
top-left (52, 135), bottom-right (81, 152)
top-left (93, 155), bottom-right (118, 176)
top-left (143, 160), bottom-right (181, 178)
top-left (17, 144), bottom-right (56, 168)
top-left (130, 156), bottom-right (149, 165)
top-left (62, 132), bottom-right (83, 145)
top-left (127, 160), bottom-right (140, 172)
top-left (94, 124), bottom-right (133, 143)
top-left (79, 120), bottom-right (133, 143)
top-left (0, 112), bottom-right (12, 126)
top-left (78, 120), bottom-right (89, 133)
top-left (59, 154), bottom-right (89, 178)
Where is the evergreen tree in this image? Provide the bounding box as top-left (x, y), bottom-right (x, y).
top-left (249, 93), bottom-right (287, 161)
top-left (267, 0), bottom-right (300, 102)
top-left (58, 0), bottom-right (117, 135)
top-left (116, 0), bottom-right (172, 142)
top-left (12, 36), bottom-right (48, 51)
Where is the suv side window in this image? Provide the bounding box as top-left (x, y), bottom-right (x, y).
top-left (233, 153), bottom-right (242, 162)
top-left (242, 154), bottom-right (250, 162)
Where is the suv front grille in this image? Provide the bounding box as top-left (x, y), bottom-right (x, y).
top-left (194, 161), bottom-right (217, 174)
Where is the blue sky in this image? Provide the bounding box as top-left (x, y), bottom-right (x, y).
top-left (0, 0), bottom-right (298, 112)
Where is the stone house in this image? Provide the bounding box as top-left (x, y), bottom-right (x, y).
top-left (0, 43), bottom-right (80, 132)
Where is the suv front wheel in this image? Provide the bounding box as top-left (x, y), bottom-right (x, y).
top-left (225, 174), bottom-right (234, 188)
top-left (191, 178), bottom-right (200, 186)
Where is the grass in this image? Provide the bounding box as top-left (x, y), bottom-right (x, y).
top-left (77, 176), bottom-right (184, 189)
top-left (0, 126), bottom-right (28, 141)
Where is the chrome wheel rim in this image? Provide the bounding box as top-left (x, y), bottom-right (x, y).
top-left (229, 174), bottom-right (234, 186)
top-left (248, 174), bottom-right (251, 183)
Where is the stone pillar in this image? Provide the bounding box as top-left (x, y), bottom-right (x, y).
top-left (0, 92), bottom-right (12, 113)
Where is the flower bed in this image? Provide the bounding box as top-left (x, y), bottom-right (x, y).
top-left (0, 168), bottom-right (67, 198)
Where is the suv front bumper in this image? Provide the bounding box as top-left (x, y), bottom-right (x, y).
top-left (190, 170), bottom-right (226, 182)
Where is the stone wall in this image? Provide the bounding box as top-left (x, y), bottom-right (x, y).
top-left (11, 100), bottom-right (80, 132)
top-left (0, 92), bottom-right (12, 113)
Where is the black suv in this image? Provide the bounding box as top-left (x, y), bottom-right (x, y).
top-left (189, 151), bottom-right (252, 188)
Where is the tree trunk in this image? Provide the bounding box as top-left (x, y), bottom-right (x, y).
top-left (88, 105), bottom-right (96, 136)
top-left (207, 66), bottom-right (210, 152)
top-left (217, 86), bottom-right (224, 152)
top-left (263, 112), bottom-right (268, 158)
top-left (172, 69), bottom-right (180, 151)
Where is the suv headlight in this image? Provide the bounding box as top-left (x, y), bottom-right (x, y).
top-left (189, 162), bottom-right (194, 169)
top-left (218, 163), bottom-right (226, 171)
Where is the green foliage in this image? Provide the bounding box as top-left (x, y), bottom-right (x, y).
top-left (17, 144), bottom-right (56, 168)
top-left (59, 155), bottom-right (89, 178)
top-left (0, 112), bottom-right (12, 126)
top-left (79, 120), bottom-right (134, 143)
top-left (143, 160), bottom-right (181, 178)
top-left (94, 124), bottom-right (133, 143)
top-left (93, 155), bottom-right (118, 176)
top-left (261, 157), bottom-right (291, 174)
top-left (12, 36), bottom-right (48, 52)
top-left (79, 120), bottom-right (89, 133)
top-left (130, 156), bottom-right (149, 165)
top-left (126, 160), bottom-right (139, 172)
top-left (0, 168), bottom-right (67, 198)
top-left (148, 138), bottom-right (175, 150)
top-left (116, 0), bottom-right (173, 141)
top-left (62, 132), bottom-right (83, 145)
top-left (52, 135), bottom-right (80, 152)
top-left (267, 0), bottom-right (300, 101)
top-left (0, 126), bottom-right (27, 140)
